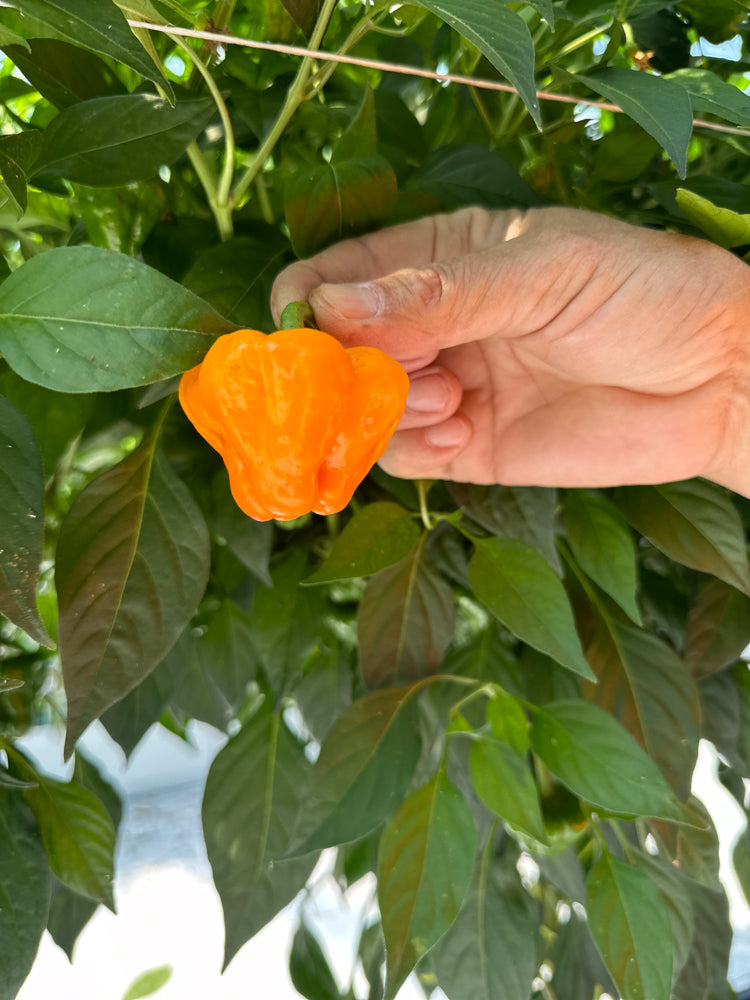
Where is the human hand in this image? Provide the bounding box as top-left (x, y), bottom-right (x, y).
top-left (271, 206), bottom-right (750, 497)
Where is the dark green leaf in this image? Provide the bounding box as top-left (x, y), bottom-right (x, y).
top-left (407, 144), bottom-right (542, 210)
top-left (529, 700), bottom-right (682, 819)
top-left (563, 490), bottom-right (641, 623)
top-left (450, 484), bottom-right (559, 572)
top-left (0, 791), bottom-right (50, 1000)
top-left (182, 233), bottom-right (290, 332)
top-left (289, 922), bottom-right (341, 1000)
top-left (250, 549), bottom-right (328, 701)
top-left (468, 538), bottom-right (593, 680)
top-left (306, 503), bottom-right (420, 584)
top-left (536, 849), bottom-right (587, 903)
top-left (357, 540), bottom-right (455, 689)
top-left (737, 662), bottom-right (750, 776)
top-left (22, 768), bottom-right (115, 907)
top-left (334, 87), bottom-right (378, 162)
top-left (279, 0), bottom-right (319, 35)
top-left (57, 443), bottom-right (210, 755)
top-left (4, 0), bottom-right (172, 100)
top-left (547, 912), bottom-right (617, 1000)
top-left (378, 769), bottom-right (476, 1000)
top-left (208, 469), bottom-right (273, 586)
top-left (284, 156), bottom-right (398, 258)
top-left (0, 394), bottom-right (52, 647)
top-left (417, 1), bottom-right (541, 127)
top-left (586, 852), bottom-right (672, 1000)
top-left (584, 617), bottom-right (700, 799)
top-left (572, 67), bottom-right (692, 176)
top-left (2, 38), bottom-right (126, 109)
top-left (0, 246), bottom-right (233, 392)
top-left (0, 131), bottom-right (43, 218)
top-left (158, 627), bottom-right (232, 731)
top-left (288, 686), bottom-right (421, 855)
top-left (668, 67), bottom-right (750, 127)
top-left (202, 706), bottom-right (318, 967)
top-left (34, 95), bottom-right (215, 187)
top-left (686, 579), bottom-right (750, 679)
top-left (649, 797), bottom-right (720, 889)
top-left (100, 663), bottom-right (171, 756)
top-left (616, 481), bottom-right (750, 596)
top-left (632, 847), bottom-right (694, 976)
top-left (432, 847), bottom-right (538, 1000)
top-left (672, 883), bottom-right (733, 1000)
top-left (46, 878), bottom-right (98, 960)
top-left (121, 965), bottom-right (173, 1000)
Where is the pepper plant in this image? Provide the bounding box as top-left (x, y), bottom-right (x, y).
top-left (2, 0), bottom-right (750, 998)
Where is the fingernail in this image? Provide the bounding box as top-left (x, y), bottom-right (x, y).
top-left (313, 282), bottom-right (380, 320)
top-left (425, 417), bottom-right (469, 449)
top-left (407, 372), bottom-right (450, 412)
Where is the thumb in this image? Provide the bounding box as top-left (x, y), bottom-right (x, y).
top-left (308, 250), bottom-right (508, 364)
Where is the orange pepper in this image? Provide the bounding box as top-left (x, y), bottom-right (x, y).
top-left (179, 327), bottom-right (409, 521)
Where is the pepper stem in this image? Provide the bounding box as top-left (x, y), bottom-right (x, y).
top-left (279, 301), bottom-right (318, 330)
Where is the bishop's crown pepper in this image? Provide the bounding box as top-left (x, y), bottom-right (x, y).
top-left (178, 325), bottom-right (409, 521)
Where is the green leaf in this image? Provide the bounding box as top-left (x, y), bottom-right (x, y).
top-left (546, 911), bottom-right (617, 999)
top-left (202, 706), bottom-right (318, 968)
top-left (450, 484), bottom-right (560, 572)
top-left (285, 156), bottom-right (398, 259)
top-left (334, 87), bottom-right (378, 161)
top-left (431, 847), bottom-right (539, 1000)
top-left (667, 67), bottom-right (750, 127)
top-left (407, 144), bottom-right (542, 210)
top-left (615, 481), bottom-right (750, 596)
top-left (2, 38), bottom-right (127, 109)
top-left (121, 965), bottom-right (173, 1000)
top-left (279, 0), bottom-right (320, 35)
top-left (469, 738), bottom-right (548, 844)
top-left (4, 0), bottom-right (173, 101)
top-left (671, 883), bottom-right (733, 1000)
top-left (632, 848), bottom-right (694, 976)
top-left (33, 95), bottom-right (215, 187)
top-left (21, 767), bottom-right (115, 907)
top-left (0, 246), bottom-right (233, 392)
top-left (586, 853), bottom-right (673, 1000)
top-left (288, 686), bottom-right (421, 856)
top-left (0, 395), bottom-right (52, 647)
top-left (572, 67), bottom-right (692, 176)
top-left (208, 470), bottom-right (273, 587)
top-left (737, 663), bottom-right (750, 777)
top-left (57, 442), bottom-right (210, 756)
top-left (529, 700), bottom-right (682, 819)
top-left (0, 131), bottom-right (43, 218)
top-left (357, 539), bottom-right (455, 688)
top-left (289, 922), bottom-right (341, 1000)
top-left (378, 769), bottom-right (477, 1000)
top-left (417, 1), bottom-right (541, 128)
top-left (100, 660), bottom-right (171, 756)
top-left (249, 549), bottom-right (328, 701)
top-left (46, 878), bottom-right (98, 960)
top-left (649, 797), bottom-right (720, 889)
top-left (0, 791), bottom-right (51, 1000)
top-left (306, 503), bottom-right (420, 584)
top-left (675, 187), bottom-right (750, 249)
top-left (0, 23), bottom-right (29, 48)
top-left (182, 232), bottom-right (291, 333)
top-left (584, 617), bottom-right (701, 799)
top-left (467, 538), bottom-right (593, 681)
top-left (486, 689), bottom-right (530, 756)
top-left (685, 579), bottom-right (750, 679)
top-left (562, 490), bottom-right (641, 623)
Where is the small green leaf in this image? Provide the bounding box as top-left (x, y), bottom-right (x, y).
top-left (378, 769), bottom-right (477, 1000)
top-left (0, 246), bottom-right (233, 392)
top-left (668, 67), bottom-right (750, 127)
top-left (0, 395), bottom-right (52, 647)
top-left (468, 538), bottom-right (593, 681)
top-left (0, 791), bottom-right (51, 1000)
top-left (121, 965), bottom-right (173, 1000)
top-left (334, 87), bottom-right (378, 161)
top-left (289, 922), bottom-right (341, 1000)
top-left (284, 156), bottom-right (398, 258)
top-left (470, 738), bottom-right (548, 844)
top-left (279, 0), bottom-right (320, 35)
top-left (586, 853), bottom-right (673, 1000)
top-left (0, 23), bottom-right (30, 48)
top-left (616, 480), bottom-right (750, 596)
top-left (202, 706), bottom-right (318, 968)
top-left (306, 503), bottom-right (420, 584)
top-left (529, 700), bottom-right (682, 819)
top-left (33, 95), bottom-right (215, 187)
top-left (572, 67), bottom-right (692, 176)
top-left (46, 879), bottom-right (98, 960)
top-left (0, 131), bottom-right (43, 218)
top-left (288, 686), bottom-right (421, 856)
top-left (4, 0), bottom-right (173, 100)
top-left (563, 490), bottom-right (641, 623)
top-left (676, 187), bottom-right (750, 248)
top-left (57, 443), bottom-right (210, 756)
top-left (417, 0), bottom-right (541, 128)
top-left (357, 540), bottom-right (455, 688)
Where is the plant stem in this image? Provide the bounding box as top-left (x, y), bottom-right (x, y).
top-left (231, 0), bottom-right (339, 207)
top-left (168, 32), bottom-right (235, 240)
top-left (417, 479), bottom-right (434, 530)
